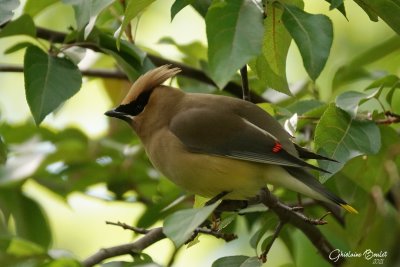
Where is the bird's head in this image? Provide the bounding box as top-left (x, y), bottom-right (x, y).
top-left (105, 65), bottom-right (181, 125)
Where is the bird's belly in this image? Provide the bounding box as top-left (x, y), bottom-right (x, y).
top-left (146, 130), bottom-right (267, 200)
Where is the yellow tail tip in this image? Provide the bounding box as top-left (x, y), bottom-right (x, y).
top-left (341, 204), bottom-right (358, 214)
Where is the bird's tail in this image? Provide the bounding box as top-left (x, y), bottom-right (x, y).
top-left (284, 166), bottom-right (358, 214)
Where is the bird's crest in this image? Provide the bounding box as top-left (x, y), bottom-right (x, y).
top-left (121, 65), bottom-right (181, 105)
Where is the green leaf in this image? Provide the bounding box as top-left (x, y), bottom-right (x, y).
top-left (365, 74), bottom-right (400, 105)
top-left (212, 256), bottom-right (250, 267)
top-left (332, 66), bottom-right (371, 90)
top-left (5, 236), bottom-right (45, 256)
top-left (191, 0), bottom-right (211, 18)
top-left (249, 216), bottom-right (278, 249)
top-left (341, 126), bottom-right (399, 193)
top-left (4, 41), bottom-right (34, 54)
top-left (0, 0), bottom-right (20, 25)
top-left (335, 89), bottom-right (379, 118)
top-left (94, 30), bottom-right (147, 73)
top-left (291, 229), bottom-right (327, 267)
top-left (282, 4), bottom-right (333, 80)
top-left (159, 37), bottom-right (207, 67)
top-left (24, 46), bottom-right (82, 125)
top-left (348, 35), bottom-right (400, 67)
top-left (353, 0), bottom-right (378, 21)
top-left (0, 138), bottom-right (55, 186)
top-left (163, 200), bottom-right (220, 247)
top-left (0, 137), bottom-right (6, 165)
top-left (332, 36), bottom-right (400, 90)
top-left (206, 0), bottom-right (263, 88)
top-left (240, 257), bottom-right (262, 267)
top-left (117, 0), bottom-right (156, 48)
top-left (251, 1), bottom-right (302, 95)
top-left (23, 0), bottom-right (58, 17)
top-left (354, 0), bottom-right (400, 35)
top-left (42, 258), bottom-right (82, 267)
top-left (62, 0), bottom-right (114, 39)
top-left (171, 0), bottom-right (194, 21)
top-left (314, 104), bottom-right (381, 182)
top-left (0, 14), bottom-right (36, 38)
top-left (324, 0), bottom-right (347, 18)
top-left (0, 190), bottom-right (52, 248)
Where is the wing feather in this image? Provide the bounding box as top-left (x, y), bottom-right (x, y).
top-left (170, 106), bottom-right (328, 172)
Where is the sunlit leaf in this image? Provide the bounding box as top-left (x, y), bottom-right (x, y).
top-left (251, 1), bottom-right (302, 95)
top-left (0, 0), bottom-right (20, 25)
top-left (212, 256), bottom-right (250, 267)
top-left (117, 0), bottom-right (156, 48)
top-left (0, 138), bottom-right (55, 186)
top-left (24, 46), bottom-right (82, 125)
top-left (314, 104), bottom-right (381, 182)
top-left (5, 236), bottom-right (45, 256)
top-left (23, 0), bottom-right (58, 17)
top-left (240, 257), bottom-right (262, 267)
top-left (163, 200), bottom-right (220, 247)
top-left (206, 0), bottom-right (263, 88)
top-left (282, 4), bottom-right (333, 80)
top-left (62, 0), bottom-right (114, 39)
top-left (4, 41), bottom-right (34, 54)
top-left (171, 0), bottom-right (194, 21)
top-left (0, 14), bottom-right (35, 38)
top-left (159, 37), bottom-right (207, 67)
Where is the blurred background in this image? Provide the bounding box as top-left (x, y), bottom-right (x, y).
top-left (0, 0), bottom-right (399, 266)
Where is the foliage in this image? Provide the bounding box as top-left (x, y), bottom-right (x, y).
top-left (0, 0), bottom-right (400, 266)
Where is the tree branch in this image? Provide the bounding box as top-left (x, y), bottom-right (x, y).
top-left (258, 188), bottom-right (343, 266)
top-left (32, 26), bottom-right (267, 103)
top-left (0, 65), bottom-right (128, 79)
top-left (82, 227), bottom-right (166, 267)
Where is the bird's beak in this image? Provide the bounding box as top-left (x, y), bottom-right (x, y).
top-left (105, 109), bottom-right (133, 123)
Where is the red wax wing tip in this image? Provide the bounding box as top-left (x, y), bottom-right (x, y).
top-left (272, 141), bottom-right (282, 153)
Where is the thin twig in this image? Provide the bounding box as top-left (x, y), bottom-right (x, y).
top-left (82, 227), bottom-right (166, 267)
top-left (240, 65), bottom-right (251, 101)
top-left (105, 221), bottom-right (150, 234)
top-left (167, 247), bottom-right (180, 267)
top-left (259, 221), bottom-right (285, 263)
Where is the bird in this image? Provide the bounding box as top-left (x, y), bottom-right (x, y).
top-left (105, 65), bottom-right (357, 214)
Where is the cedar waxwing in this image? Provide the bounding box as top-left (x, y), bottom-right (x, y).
top-left (105, 65), bottom-right (357, 213)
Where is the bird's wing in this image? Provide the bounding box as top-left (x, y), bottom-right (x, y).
top-left (294, 144), bottom-right (338, 162)
top-left (170, 107), bottom-right (328, 172)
